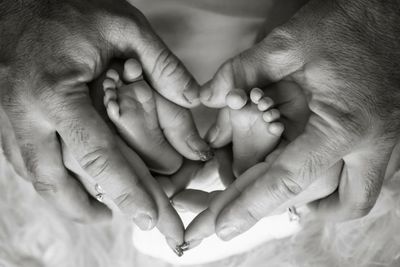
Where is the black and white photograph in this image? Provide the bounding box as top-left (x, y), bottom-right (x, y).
top-left (1, 0), bottom-right (400, 266)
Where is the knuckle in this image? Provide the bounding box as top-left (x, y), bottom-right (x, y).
top-left (106, 14), bottom-right (140, 40)
top-left (230, 55), bottom-right (251, 87)
top-left (114, 192), bottom-right (137, 214)
top-left (269, 26), bottom-right (295, 42)
top-left (270, 174), bottom-right (303, 202)
top-left (153, 49), bottom-right (182, 78)
top-left (262, 26), bottom-right (298, 54)
top-left (244, 204), bottom-right (264, 224)
top-left (78, 147), bottom-right (114, 179)
top-left (33, 180), bottom-right (57, 193)
top-left (345, 202), bottom-right (373, 220)
top-left (306, 113), bottom-right (359, 156)
top-left (352, 202), bottom-right (373, 216)
top-left (165, 108), bottom-right (191, 128)
top-left (215, 59), bottom-right (237, 88)
top-left (20, 143), bottom-right (38, 175)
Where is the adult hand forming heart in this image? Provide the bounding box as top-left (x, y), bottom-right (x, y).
top-left (188, 0), bottom-right (400, 245)
top-left (1, 0), bottom-right (400, 258)
top-left (0, 0), bottom-right (212, 255)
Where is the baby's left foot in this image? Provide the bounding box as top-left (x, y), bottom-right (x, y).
top-left (103, 59), bottom-right (182, 175)
top-left (227, 88), bottom-right (284, 176)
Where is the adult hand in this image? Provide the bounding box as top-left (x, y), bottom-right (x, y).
top-left (0, 0), bottom-right (207, 232)
top-left (0, 105), bottom-right (27, 179)
top-left (199, 0), bottom-right (400, 241)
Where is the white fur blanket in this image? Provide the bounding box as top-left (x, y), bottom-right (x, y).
top-left (1, 144), bottom-right (400, 267)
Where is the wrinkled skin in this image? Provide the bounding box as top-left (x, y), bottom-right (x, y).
top-left (193, 0), bottom-right (400, 242)
top-left (1, 0), bottom-right (400, 254)
top-left (0, 0), bottom-right (210, 249)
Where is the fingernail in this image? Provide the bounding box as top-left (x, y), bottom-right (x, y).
top-left (217, 226), bottom-right (239, 241)
top-left (206, 125), bottom-right (219, 144)
top-left (133, 214), bottom-right (153, 231)
top-left (186, 135), bottom-right (214, 162)
top-left (166, 237), bottom-right (184, 257)
top-left (183, 88), bottom-right (199, 105)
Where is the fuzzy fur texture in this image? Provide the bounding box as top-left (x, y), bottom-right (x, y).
top-left (1, 150), bottom-right (400, 267)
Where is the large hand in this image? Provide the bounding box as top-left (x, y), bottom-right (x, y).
top-left (0, 0), bottom-right (205, 238)
top-left (198, 0), bottom-right (400, 241)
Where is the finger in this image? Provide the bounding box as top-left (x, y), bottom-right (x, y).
top-left (314, 146), bottom-right (392, 222)
top-left (185, 163), bottom-right (270, 249)
top-left (200, 27), bottom-right (304, 108)
top-left (167, 160), bottom-right (204, 197)
top-left (155, 93), bottom-right (214, 162)
top-left (103, 8), bottom-right (200, 108)
top-left (13, 120), bottom-right (110, 222)
top-left (184, 142), bottom-right (338, 248)
top-left (0, 105), bottom-right (27, 179)
top-left (215, 113), bottom-right (353, 241)
top-left (157, 176), bottom-right (177, 198)
top-left (205, 108), bottom-right (233, 148)
top-left (172, 189), bottom-right (221, 214)
top-left (283, 161), bottom-right (341, 213)
top-left (163, 146), bottom-right (234, 198)
top-left (45, 89), bottom-right (157, 230)
top-left (185, 143), bottom-right (286, 247)
top-left (117, 139), bottom-right (184, 251)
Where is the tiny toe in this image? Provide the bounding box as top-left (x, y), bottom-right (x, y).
top-left (226, 89), bottom-right (248, 110)
top-left (250, 88), bottom-right (264, 104)
top-left (106, 69), bottom-right (119, 82)
top-left (263, 109), bottom-right (281, 122)
top-left (102, 78), bottom-right (115, 91)
top-left (104, 88), bottom-right (117, 107)
top-left (123, 58), bottom-right (143, 82)
top-left (106, 100), bottom-right (120, 119)
top-left (258, 97), bottom-right (274, 111)
top-left (268, 122), bottom-right (284, 136)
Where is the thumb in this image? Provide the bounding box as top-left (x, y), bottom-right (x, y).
top-left (200, 27), bottom-right (305, 108)
top-left (102, 8), bottom-right (200, 108)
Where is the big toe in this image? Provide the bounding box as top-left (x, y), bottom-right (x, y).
top-left (123, 58), bottom-right (143, 82)
top-left (226, 89), bottom-right (248, 110)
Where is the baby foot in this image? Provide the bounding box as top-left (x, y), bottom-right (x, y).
top-left (227, 88), bottom-right (284, 176)
top-left (103, 59), bottom-right (182, 175)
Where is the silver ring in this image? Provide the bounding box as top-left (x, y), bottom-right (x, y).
top-left (288, 206), bottom-right (300, 222)
top-left (95, 184), bottom-right (105, 202)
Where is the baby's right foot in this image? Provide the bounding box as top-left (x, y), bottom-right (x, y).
top-left (227, 88), bottom-right (284, 176)
top-left (103, 59), bottom-right (182, 175)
